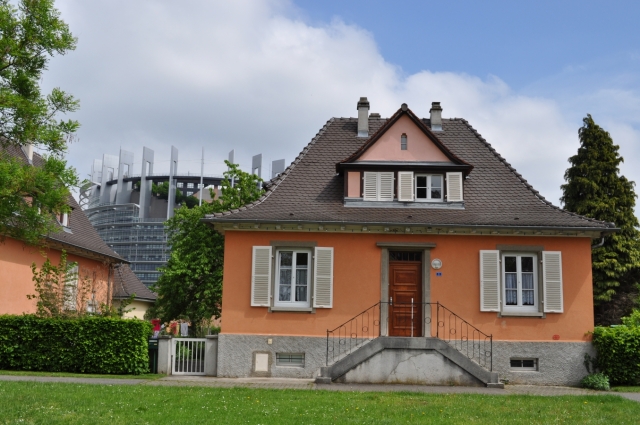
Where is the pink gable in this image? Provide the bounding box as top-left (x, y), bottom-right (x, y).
top-left (358, 115), bottom-right (450, 162)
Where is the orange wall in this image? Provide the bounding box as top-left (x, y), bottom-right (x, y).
top-left (221, 231), bottom-right (594, 342)
top-left (0, 237), bottom-right (112, 315)
top-left (358, 115), bottom-right (450, 162)
top-left (347, 171), bottom-right (361, 198)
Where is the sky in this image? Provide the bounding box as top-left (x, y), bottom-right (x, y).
top-left (40, 0), bottom-right (640, 210)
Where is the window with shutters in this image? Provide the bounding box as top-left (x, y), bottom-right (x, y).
top-left (274, 249), bottom-right (312, 307)
top-left (363, 172), bottom-right (394, 201)
top-left (415, 174), bottom-right (443, 201)
top-left (502, 253), bottom-right (538, 313)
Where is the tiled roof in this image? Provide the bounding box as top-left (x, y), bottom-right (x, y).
top-left (113, 264), bottom-right (157, 301)
top-left (1, 144), bottom-right (124, 261)
top-left (206, 114), bottom-right (614, 231)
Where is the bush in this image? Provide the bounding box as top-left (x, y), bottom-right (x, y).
top-left (581, 373), bottom-right (610, 391)
top-left (592, 323), bottom-right (640, 385)
top-left (0, 315), bottom-right (152, 375)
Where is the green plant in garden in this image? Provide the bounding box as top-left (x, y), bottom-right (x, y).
top-left (0, 315), bottom-right (152, 374)
top-left (581, 373), bottom-right (610, 391)
top-left (561, 115), bottom-right (640, 324)
top-left (0, 0), bottom-right (80, 245)
top-left (151, 161), bottom-right (263, 334)
top-left (591, 310), bottom-right (640, 385)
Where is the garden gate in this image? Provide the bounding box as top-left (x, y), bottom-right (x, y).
top-left (171, 338), bottom-right (207, 375)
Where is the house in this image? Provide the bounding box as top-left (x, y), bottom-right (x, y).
top-left (203, 98), bottom-right (616, 386)
top-left (0, 145), bottom-right (155, 316)
top-left (112, 264), bottom-right (157, 319)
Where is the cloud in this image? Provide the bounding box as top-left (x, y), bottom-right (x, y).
top-left (43, 0), bottom-right (640, 211)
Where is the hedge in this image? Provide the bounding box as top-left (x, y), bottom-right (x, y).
top-left (0, 315), bottom-right (153, 375)
top-left (592, 325), bottom-right (640, 385)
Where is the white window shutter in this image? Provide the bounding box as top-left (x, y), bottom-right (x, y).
top-left (378, 172), bottom-right (394, 201)
top-left (446, 172), bottom-right (463, 202)
top-left (313, 247), bottom-right (334, 308)
top-left (363, 172), bottom-right (377, 201)
top-left (543, 251), bottom-right (563, 313)
top-left (397, 171), bottom-right (414, 202)
top-left (480, 250), bottom-right (500, 312)
top-left (251, 246), bottom-right (272, 307)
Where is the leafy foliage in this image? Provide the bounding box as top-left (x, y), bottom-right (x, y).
top-left (0, 315), bottom-right (152, 374)
top-left (150, 161), bottom-right (263, 333)
top-left (0, 153), bottom-right (77, 244)
top-left (581, 373), bottom-right (610, 391)
top-left (560, 114), bottom-right (640, 311)
top-left (152, 181), bottom-right (200, 208)
top-left (0, 0), bottom-right (79, 245)
top-left (592, 314), bottom-right (640, 385)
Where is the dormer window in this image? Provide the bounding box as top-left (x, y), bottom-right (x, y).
top-left (401, 134), bottom-right (407, 150)
top-left (415, 174), bottom-right (442, 201)
top-left (58, 212), bottom-right (69, 227)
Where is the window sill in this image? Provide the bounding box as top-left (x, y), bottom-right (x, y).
top-left (499, 311), bottom-right (545, 318)
top-left (269, 306), bottom-right (315, 313)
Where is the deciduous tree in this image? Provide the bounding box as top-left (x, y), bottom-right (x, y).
top-left (0, 0), bottom-right (79, 244)
top-left (151, 161), bottom-right (263, 333)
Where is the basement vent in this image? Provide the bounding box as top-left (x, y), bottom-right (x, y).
top-left (510, 358), bottom-right (538, 371)
top-left (276, 353), bottom-right (305, 367)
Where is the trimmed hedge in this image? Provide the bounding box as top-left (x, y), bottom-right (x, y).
top-left (592, 325), bottom-right (640, 385)
top-left (0, 315), bottom-right (152, 375)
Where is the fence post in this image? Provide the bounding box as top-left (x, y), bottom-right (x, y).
top-left (157, 336), bottom-right (172, 375)
top-left (204, 335), bottom-right (218, 376)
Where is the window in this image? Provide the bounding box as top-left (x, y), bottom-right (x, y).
top-left (187, 183), bottom-right (194, 188)
top-left (502, 253), bottom-right (538, 313)
top-left (275, 249), bottom-right (311, 307)
top-left (510, 358), bottom-right (538, 371)
top-left (415, 174), bottom-right (442, 201)
top-left (401, 134), bottom-right (407, 150)
top-left (187, 191), bottom-right (193, 196)
top-left (480, 250), bottom-right (563, 314)
top-left (251, 246), bottom-right (333, 309)
top-left (276, 353), bottom-right (305, 367)
top-left (177, 182), bottom-right (184, 188)
top-left (363, 172), bottom-right (394, 201)
top-left (58, 212), bottom-right (69, 227)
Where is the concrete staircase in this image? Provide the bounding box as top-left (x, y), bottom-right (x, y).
top-left (316, 337), bottom-right (502, 388)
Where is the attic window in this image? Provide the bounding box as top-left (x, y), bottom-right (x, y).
top-left (58, 212), bottom-right (69, 227)
top-left (401, 134), bottom-right (407, 150)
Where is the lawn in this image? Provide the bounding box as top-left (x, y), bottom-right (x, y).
top-left (0, 381), bottom-right (639, 424)
top-left (0, 370), bottom-right (161, 380)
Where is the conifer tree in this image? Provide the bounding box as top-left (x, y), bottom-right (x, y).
top-left (561, 114), bottom-right (640, 311)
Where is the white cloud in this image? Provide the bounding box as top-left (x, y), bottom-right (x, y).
top-left (44, 0), bottom-right (640, 211)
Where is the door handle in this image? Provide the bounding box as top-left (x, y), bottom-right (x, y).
top-left (390, 297), bottom-right (393, 306)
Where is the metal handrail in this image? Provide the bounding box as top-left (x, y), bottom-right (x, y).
top-left (326, 301), bottom-right (493, 371)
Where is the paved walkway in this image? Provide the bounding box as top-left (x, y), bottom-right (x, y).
top-left (2, 374), bottom-right (639, 402)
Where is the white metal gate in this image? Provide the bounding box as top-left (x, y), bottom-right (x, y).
top-left (172, 338), bottom-right (206, 375)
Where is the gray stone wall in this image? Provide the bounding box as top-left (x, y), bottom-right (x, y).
top-left (492, 341), bottom-right (594, 386)
top-left (337, 349), bottom-right (483, 386)
top-left (217, 334), bottom-right (326, 378)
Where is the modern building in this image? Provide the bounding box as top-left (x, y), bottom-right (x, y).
top-left (81, 146), bottom-right (224, 287)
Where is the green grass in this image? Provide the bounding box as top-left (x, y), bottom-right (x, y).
top-left (0, 381), bottom-right (639, 424)
top-left (612, 386), bottom-right (640, 393)
top-left (0, 370), bottom-right (161, 380)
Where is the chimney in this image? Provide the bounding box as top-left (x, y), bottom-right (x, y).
top-left (22, 144), bottom-right (34, 164)
top-left (357, 97), bottom-right (370, 138)
top-left (430, 102), bottom-right (443, 132)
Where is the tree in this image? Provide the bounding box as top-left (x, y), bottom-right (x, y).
top-left (561, 114), bottom-right (640, 323)
top-left (150, 161), bottom-right (263, 334)
top-left (0, 0), bottom-right (79, 245)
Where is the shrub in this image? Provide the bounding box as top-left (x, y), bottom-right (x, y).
top-left (581, 373), bottom-right (610, 391)
top-left (0, 315), bottom-right (152, 375)
top-left (592, 323), bottom-right (640, 385)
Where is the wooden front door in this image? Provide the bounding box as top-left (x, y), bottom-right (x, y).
top-left (388, 251), bottom-right (422, 337)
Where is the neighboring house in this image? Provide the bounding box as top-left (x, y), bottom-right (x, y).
top-left (112, 263), bottom-right (157, 319)
top-left (0, 145), bottom-right (154, 316)
top-left (204, 98), bottom-right (616, 387)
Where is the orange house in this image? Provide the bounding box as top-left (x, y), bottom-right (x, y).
top-left (205, 99), bottom-right (615, 386)
top-left (0, 146), bottom-right (155, 316)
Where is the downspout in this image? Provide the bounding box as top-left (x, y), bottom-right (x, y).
top-left (592, 236), bottom-right (605, 250)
